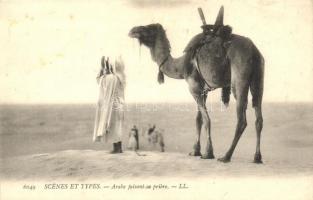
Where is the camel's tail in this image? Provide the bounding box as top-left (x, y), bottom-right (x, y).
top-left (221, 86), bottom-right (231, 106)
top-left (250, 49), bottom-right (265, 108)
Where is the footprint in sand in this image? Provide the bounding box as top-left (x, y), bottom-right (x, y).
top-left (69, 167), bottom-right (78, 171)
top-left (42, 157), bottom-right (55, 162)
top-left (66, 168), bottom-right (78, 176)
top-left (66, 172), bottom-right (74, 176)
top-left (54, 167), bottom-right (63, 171)
top-left (56, 160), bottom-right (66, 165)
top-left (32, 154), bottom-right (48, 158)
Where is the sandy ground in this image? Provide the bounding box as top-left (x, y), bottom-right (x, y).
top-left (1, 149), bottom-right (313, 181)
top-left (1, 103), bottom-right (313, 179)
top-left (1, 150), bottom-right (313, 200)
top-left (1, 103), bottom-right (313, 199)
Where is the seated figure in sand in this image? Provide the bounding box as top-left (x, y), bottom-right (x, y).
top-left (127, 128), bottom-right (138, 151)
top-left (144, 124), bottom-right (165, 152)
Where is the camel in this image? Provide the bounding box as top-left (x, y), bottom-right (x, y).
top-left (128, 6), bottom-right (264, 163)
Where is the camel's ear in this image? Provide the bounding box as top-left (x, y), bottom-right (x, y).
top-left (101, 56), bottom-right (105, 69)
top-left (214, 6), bottom-right (224, 26)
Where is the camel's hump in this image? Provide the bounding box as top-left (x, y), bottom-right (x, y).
top-left (183, 33), bottom-right (204, 54)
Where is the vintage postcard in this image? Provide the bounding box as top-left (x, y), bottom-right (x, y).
top-left (1, 0), bottom-right (312, 199)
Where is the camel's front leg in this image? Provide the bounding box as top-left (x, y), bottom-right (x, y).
top-left (189, 109), bottom-right (202, 156)
top-left (187, 74), bottom-right (214, 159)
top-left (190, 91), bottom-right (214, 159)
top-left (197, 95), bottom-right (215, 159)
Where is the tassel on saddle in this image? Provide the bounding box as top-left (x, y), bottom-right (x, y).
top-left (221, 86), bottom-right (231, 106)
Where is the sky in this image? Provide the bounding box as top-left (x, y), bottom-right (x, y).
top-left (0, 0), bottom-right (312, 104)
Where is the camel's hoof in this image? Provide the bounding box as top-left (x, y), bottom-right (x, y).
top-left (189, 151), bottom-right (202, 157)
top-left (200, 153), bottom-right (215, 159)
top-left (253, 159), bottom-right (263, 164)
top-left (253, 154), bottom-right (263, 164)
top-left (218, 157), bottom-right (231, 163)
top-left (109, 150), bottom-right (123, 154)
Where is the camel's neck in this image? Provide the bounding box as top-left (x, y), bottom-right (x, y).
top-left (150, 34), bottom-right (186, 79)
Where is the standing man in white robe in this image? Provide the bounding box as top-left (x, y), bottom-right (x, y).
top-left (93, 56), bottom-right (126, 153)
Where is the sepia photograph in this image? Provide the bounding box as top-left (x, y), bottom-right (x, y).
top-left (1, 0), bottom-right (312, 199)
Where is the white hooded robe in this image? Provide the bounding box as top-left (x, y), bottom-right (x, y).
top-left (93, 73), bottom-right (124, 143)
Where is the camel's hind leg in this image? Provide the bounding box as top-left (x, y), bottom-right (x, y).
top-left (250, 62), bottom-right (264, 163)
top-left (218, 82), bottom-right (249, 163)
top-left (253, 106), bottom-right (263, 163)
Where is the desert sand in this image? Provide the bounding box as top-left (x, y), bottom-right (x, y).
top-left (1, 149), bottom-right (313, 200)
top-left (1, 103), bottom-right (313, 179)
top-left (1, 149), bottom-right (313, 181)
top-left (1, 103), bottom-right (313, 199)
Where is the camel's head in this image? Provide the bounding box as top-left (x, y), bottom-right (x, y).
top-left (128, 23), bottom-right (164, 48)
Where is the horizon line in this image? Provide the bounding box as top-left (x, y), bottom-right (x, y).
top-left (0, 101), bottom-right (312, 106)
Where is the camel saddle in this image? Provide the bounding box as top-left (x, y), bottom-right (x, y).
top-left (183, 25), bottom-right (233, 59)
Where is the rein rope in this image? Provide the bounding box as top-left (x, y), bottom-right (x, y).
top-left (158, 54), bottom-right (170, 70)
top-left (157, 54), bottom-right (170, 84)
top-left (195, 53), bottom-right (215, 96)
